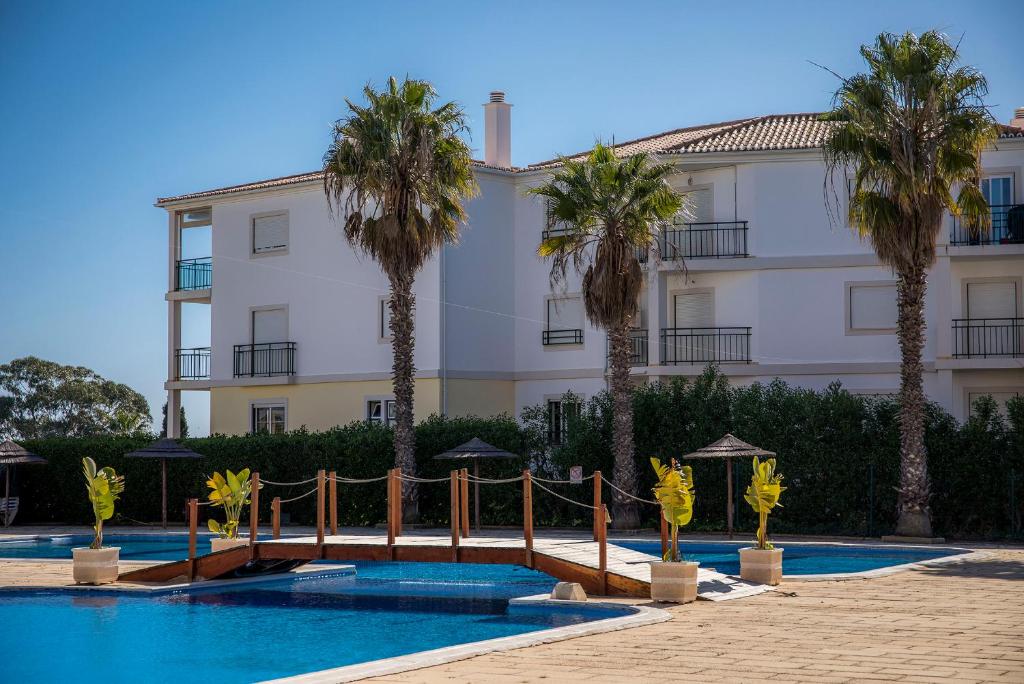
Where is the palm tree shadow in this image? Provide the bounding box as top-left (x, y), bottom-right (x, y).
top-left (913, 555), bottom-right (1024, 581)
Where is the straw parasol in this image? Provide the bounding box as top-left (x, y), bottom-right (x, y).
top-left (0, 440), bottom-right (47, 527)
top-left (434, 437), bottom-right (519, 532)
top-left (682, 433), bottom-right (775, 539)
top-left (125, 438), bottom-right (204, 529)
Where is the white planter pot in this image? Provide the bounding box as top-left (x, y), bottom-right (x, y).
top-left (740, 547), bottom-right (784, 585)
top-left (72, 547), bottom-right (120, 585)
top-left (210, 537), bottom-right (249, 553)
top-left (649, 560), bottom-right (699, 603)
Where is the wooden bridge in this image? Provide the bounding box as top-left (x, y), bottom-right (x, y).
top-left (118, 469), bottom-right (768, 601)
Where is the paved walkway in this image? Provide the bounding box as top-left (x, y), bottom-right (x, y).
top-left (369, 549), bottom-right (1024, 683)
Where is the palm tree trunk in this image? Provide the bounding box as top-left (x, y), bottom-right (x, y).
top-left (389, 273), bottom-right (419, 523)
top-left (607, 322), bottom-right (640, 529)
top-left (894, 265), bottom-right (932, 538)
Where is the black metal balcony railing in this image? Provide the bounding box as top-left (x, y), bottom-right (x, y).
top-left (233, 342), bottom-right (297, 377)
top-left (952, 319), bottom-right (1023, 358)
top-left (950, 205), bottom-right (1024, 246)
top-left (605, 328), bottom-right (649, 366)
top-left (660, 327), bottom-right (752, 364)
top-left (660, 221), bottom-right (749, 259)
top-left (176, 257), bottom-right (212, 290)
top-left (543, 329), bottom-right (584, 346)
top-left (175, 347), bottom-right (210, 380)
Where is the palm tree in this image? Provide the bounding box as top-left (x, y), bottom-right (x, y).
top-left (530, 144), bottom-right (683, 529)
top-left (323, 77), bottom-right (477, 521)
top-left (822, 31), bottom-right (997, 537)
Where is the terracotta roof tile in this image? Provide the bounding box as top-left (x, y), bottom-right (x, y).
top-left (157, 115), bottom-right (1024, 205)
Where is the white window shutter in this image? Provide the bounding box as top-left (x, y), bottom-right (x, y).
top-left (674, 292), bottom-right (713, 328)
top-left (548, 297), bottom-right (583, 329)
top-left (683, 189), bottom-right (713, 222)
top-left (253, 308), bottom-right (288, 343)
top-left (850, 285), bottom-right (898, 330)
top-left (253, 213), bottom-right (289, 253)
top-left (967, 282), bottom-right (1018, 319)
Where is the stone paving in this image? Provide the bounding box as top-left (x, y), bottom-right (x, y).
top-left (369, 550), bottom-right (1024, 684)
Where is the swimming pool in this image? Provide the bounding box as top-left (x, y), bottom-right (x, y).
top-left (0, 562), bottom-right (629, 683)
top-left (613, 540), bottom-right (968, 576)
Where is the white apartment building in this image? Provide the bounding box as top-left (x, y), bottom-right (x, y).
top-left (158, 93), bottom-right (1024, 437)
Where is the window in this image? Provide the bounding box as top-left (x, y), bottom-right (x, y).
top-left (252, 307), bottom-right (288, 344)
top-left (367, 399), bottom-right (396, 427)
top-left (544, 296), bottom-right (584, 345)
top-left (546, 399), bottom-right (579, 445)
top-left (846, 282), bottom-right (898, 334)
top-left (965, 280), bottom-right (1019, 319)
top-left (252, 212), bottom-right (289, 255)
top-left (981, 175), bottom-right (1016, 242)
top-left (673, 291), bottom-right (713, 328)
top-left (252, 404), bottom-right (286, 434)
top-left (968, 391), bottom-right (1021, 420)
top-left (379, 297), bottom-right (392, 341)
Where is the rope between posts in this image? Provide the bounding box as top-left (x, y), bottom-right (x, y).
top-left (463, 474), bottom-right (525, 484)
top-left (532, 479), bottom-right (598, 510)
top-left (277, 487), bottom-right (319, 505)
top-left (260, 476), bottom-right (319, 487)
top-left (605, 479), bottom-right (659, 506)
top-left (329, 475), bottom-right (389, 484)
top-left (531, 474), bottom-right (595, 484)
top-left (396, 474), bottom-right (451, 484)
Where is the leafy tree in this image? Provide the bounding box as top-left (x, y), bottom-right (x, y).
top-left (160, 402), bottom-right (189, 439)
top-left (822, 31), bottom-right (999, 537)
top-left (0, 356), bottom-right (151, 439)
top-left (322, 77), bottom-right (477, 521)
top-left (530, 144), bottom-right (683, 528)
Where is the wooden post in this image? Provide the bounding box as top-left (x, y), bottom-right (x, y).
top-left (393, 466), bottom-right (401, 536)
top-left (592, 470), bottom-right (602, 542)
top-left (329, 470), bottom-right (338, 536)
top-left (249, 471), bottom-right (260, 546)
top-left (386, 468), bottom-right (396, 550)
top-left (187, 498), bottom-right (197, 582)
top-left (316, 469), bottom-right (325, 546)
top-left (271, 497), bottom-right (281, 539)
top-left (599, 504), bottom-right (608, 595)
top-left (459, 467), bottom-right (470, 538)
top-left (522, 470), bottom-right (533, 567)
top-left (450, 470), bottom-right (460, 562)
top-left (660, 514), bottom-right (668, 559)
top-left (726, 457), bottom-right (734, 540)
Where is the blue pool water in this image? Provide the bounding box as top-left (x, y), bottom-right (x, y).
top-left (613, 540), bottom-right (967, 575)
top-left (0, 534), bottom-right (223, 560)
top-left (0, 562), bottom-right (625, 683)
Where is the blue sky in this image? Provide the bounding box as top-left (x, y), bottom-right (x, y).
top-left (1, 0), bottom-right (1021, 436)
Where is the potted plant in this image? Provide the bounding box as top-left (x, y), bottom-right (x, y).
top-left (648, 457), bottom-right (698, 603)
top-left (73, 457), bottom-right (125, 584)
top-left (206, 468), bottom-right (257, 552)
top-left (740, 456), bottom-right (786, 585)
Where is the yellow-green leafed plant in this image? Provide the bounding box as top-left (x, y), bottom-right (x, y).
top-left (82, 457), bottom-right (125, 550)
top-left (651, 457), bottom-right (695, 562)
top-left (206, 469), bottom-right (257, 539)
top-left (744, 457), bottom-right (785, 550)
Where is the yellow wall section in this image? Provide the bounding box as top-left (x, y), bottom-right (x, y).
top-left (445, 379), bottom-right (515, 418)
top-left (210, 379), bottom-right (442, 435)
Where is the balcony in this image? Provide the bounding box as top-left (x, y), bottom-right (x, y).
top-left (950, 205), bottom-right (1024, 246)
top-left (660, 327), bottom-right (751, 364)
top-left (605, 328), bottom-right (649, 366)
top-left (233, 342), bottom-right (297, 377)
top-left (176, 257), bottom-right (212, 291)
top-left (542, 227), bottom-right (648, 264)
top-left (660, 221), bottom-right (749, 259)
top-left (952, 319), bottom-right (1022, 358)
top-left (175, 347), bottom-right (210, 380)
top-left (542, 329), bottom-right (584, 346)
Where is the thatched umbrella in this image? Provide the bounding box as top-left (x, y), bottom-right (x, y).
top-left (0, 440), bottom-right (47, 527)
top-left (682, 433), bottom-right (775, 539)
top-left (434, 437), bottom-right (518, 532)
top-left (126, 438), bottom-right (203, 529)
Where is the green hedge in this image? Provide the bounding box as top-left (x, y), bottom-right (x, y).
top-left (13, 370), bottom-right (1024, 539)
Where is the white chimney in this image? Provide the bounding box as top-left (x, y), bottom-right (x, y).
top-left (1011, 106), bottom-right (1024, 129)
top-left (484, 91), bottom-right (512, 168)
